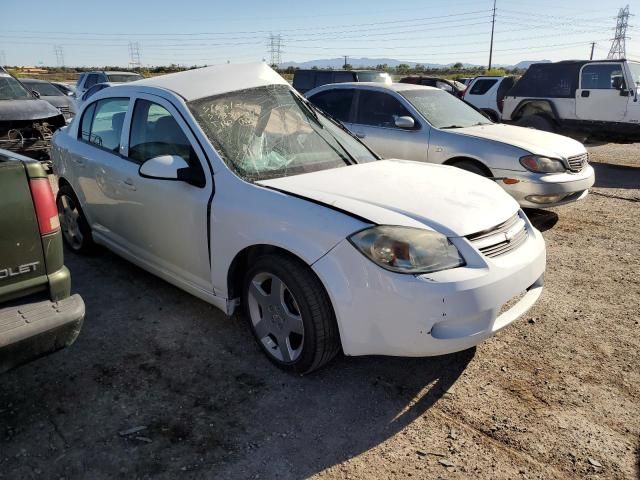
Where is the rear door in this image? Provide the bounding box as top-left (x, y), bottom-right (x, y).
top-left (70, 96), bottom-right (131, 238)
top-left (576, 62), bottom-right (628, 121)
top-left (306, 88), bottom-right (356, 126)
top-left (351, 90), bottom-right (427, 161)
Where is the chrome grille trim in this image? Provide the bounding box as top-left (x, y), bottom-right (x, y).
top-left (466, 213), bottom-right (529, 258)
top-left (567, 152), bottom-right (588, 172)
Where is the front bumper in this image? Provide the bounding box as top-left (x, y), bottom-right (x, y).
top-left (495, 165), bottom-right (595, 208)
top-left (0, 294), bottom-right (85, 373)
top-left (312, 218), bottom-right (546, 357)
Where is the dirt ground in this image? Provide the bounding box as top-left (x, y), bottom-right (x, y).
top-left (1, 143), bottom-right (638, 479)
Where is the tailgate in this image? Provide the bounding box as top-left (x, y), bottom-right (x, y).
top-left (0, 161), bottom-right (47, 302)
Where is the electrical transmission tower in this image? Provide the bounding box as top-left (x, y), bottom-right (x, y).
top-left (267, 34), bottom-right (283, 67)
top-left (128, 42), bottom-right (142, 70)
top-left (608, 5), bottom-right (631, 59)
top-left (54, 45), bottom-right (64, 67)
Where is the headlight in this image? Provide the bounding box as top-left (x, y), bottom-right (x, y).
top-left (520, 155), bottom-right (566, 173)
top-left (348, 226), bottom-right (465, 274)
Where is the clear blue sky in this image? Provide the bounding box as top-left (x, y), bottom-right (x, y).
top-left (1, 0), bottom-right (638, 67)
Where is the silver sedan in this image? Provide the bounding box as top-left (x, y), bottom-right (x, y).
top-left (305, 82), bottom-right (595, 208)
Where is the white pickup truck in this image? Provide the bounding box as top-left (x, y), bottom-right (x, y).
top-left (502, 59), bottom-right (640, 142)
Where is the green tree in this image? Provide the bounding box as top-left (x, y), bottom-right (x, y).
top-left (452, 62), bottom-right (464, 70)
top-left (343, 63), bottom-right (353, 70)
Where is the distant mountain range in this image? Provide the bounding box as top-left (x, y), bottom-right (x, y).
top-left (279, 57), bottom-right (552, 70)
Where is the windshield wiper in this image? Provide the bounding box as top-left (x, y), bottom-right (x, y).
top-left (440, 125), bottom-right (465, 129)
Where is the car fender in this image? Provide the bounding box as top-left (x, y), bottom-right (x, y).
top-left (511, 99), bottom-right (559, 122)
top-left (209, 170), bottom-right (370, 300)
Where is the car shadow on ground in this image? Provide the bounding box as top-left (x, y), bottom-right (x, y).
top-left (524, 208), bottom-right (559, 232)
top-left (0, 247), bottom-right (475, 479)
top-left (591, 162), bottom-right (640, 190)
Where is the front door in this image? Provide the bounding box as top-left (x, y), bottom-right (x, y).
top-left (103, 95), bottom-right (214, 293)
top-left (576, 63), bottom-right (629, 122)
top-left (351, 90), bottom-right (427, 162)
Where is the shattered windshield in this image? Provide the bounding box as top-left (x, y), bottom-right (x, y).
top-left (0, 74), bottom-right (32, 100)
top-left (189, 84), bottom-right (376, 181)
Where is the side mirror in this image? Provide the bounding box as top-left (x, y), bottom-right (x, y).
top-left (394, 116), bottom-right (415, 129)
top-left (139, 155), bottom-right (189, 180)
top-left (31, 90), bottom-right (41, 99)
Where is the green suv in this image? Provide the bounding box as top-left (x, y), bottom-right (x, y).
top-left (0, 148), bottom-right (84, 373)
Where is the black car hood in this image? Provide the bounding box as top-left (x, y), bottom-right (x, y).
top-left (0, 99), bottom-right (63, 121)
top-left (40, 96), bottom-right (76, 112)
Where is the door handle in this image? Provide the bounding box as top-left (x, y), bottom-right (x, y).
top-left (355, 132), bottom-right (366, 139)
top-left (581, 90), bottom-right (590, 98)
top-left (122, 178), bottom-right (136, 191)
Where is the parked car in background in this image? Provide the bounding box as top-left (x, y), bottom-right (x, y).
top-left (306, 82), bottom-right (594, 208)
top-left (20, 78), bottom-right (76, 123)
top-left (52, 62), bottom-right (546, 373)
top-left (0, 70), bottom-right (66, 166)
top-left (77, 82), bottom-right (115, 106)
top-left (51, 81), bottom-right (76, 97)
top-left (399, 76), bottom-right (466, 98)
top-left (292, 69), bottom-right (391, 94)
top-left (75, 71), bottom-right (143, 98)
top-left (502, 59), bottom-right (640, 142)
top-left (463, 75), bottom-right (516, 122)
top-left (0, 148), bottom-right (85, 373)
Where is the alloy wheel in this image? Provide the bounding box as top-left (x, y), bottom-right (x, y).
top-left (57, 194), bottom-right (84, 250)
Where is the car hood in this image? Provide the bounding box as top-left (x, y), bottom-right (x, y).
top-left (455, 123), bottom-right (586, 159)
top-left (258, 159), bottom-right (518, 237)
top-left (0, 98), bottom-right (63, 121)
top-left (40, 96), bottom-right (75, 110)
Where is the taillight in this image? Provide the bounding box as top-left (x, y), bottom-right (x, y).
top-left (29, 178), bottom-right (60, 235)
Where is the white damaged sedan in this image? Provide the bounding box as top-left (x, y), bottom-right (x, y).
top-left (52, 63), bottom-right (546, 373)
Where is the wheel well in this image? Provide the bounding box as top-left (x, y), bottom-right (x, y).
top-left (227, 245), bottom-right (312, 305)
top-left (481, 109), bottom-right (499, 122)
top-left (443, 157), bottom-right (493, 177)
top-left (58, 177), bottom-right (71, 189)
top-left (513, 100), bottom-right (557, 121)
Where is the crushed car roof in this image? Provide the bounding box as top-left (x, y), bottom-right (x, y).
top-left (132, 62), bottom-right (288, 101)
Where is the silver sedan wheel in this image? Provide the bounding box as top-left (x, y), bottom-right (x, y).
top-left (247, 272), bottom-right (305, 363)
top-left (58, 194), bottom-right (84, 250)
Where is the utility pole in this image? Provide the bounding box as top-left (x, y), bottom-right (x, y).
top-left (267, 33), bottom-right (282, 67)
top-left (608, 5), bottom-right (631, 59)
top-left (344, 55), bottom-right (348, 68)
top-left (128, 42), bottom-right (141, 71)
top-left (590, 42), bottom-right (596, 60)
top-left (488, 0), bottom-right (497, 70)
top-left (54, 45), bottom-right (64, 67)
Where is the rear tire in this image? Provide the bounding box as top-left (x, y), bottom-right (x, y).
top-left (242, 254), bottom-right (340, 374)
top-left (56, 185), bottom-right (94, 254)
top-left (515, 114), bottom-right (556, 133)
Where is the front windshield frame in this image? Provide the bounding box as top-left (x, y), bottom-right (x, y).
top-left (628, 62), bottom-right (640, 87)
top-left (400, 88), bottom-right (493, 129)
top-left (188, 84), bottom-right (378, 182)
top-left (0, 74), bottom-right (33, 100)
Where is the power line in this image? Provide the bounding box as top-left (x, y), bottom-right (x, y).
top-left (608, 5), bottom-right (631, 59)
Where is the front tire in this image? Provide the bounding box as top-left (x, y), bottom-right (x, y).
top-left (56, 185), bottom-right (94, 254)
top-left (242, 254), bottom-right (340, 374)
